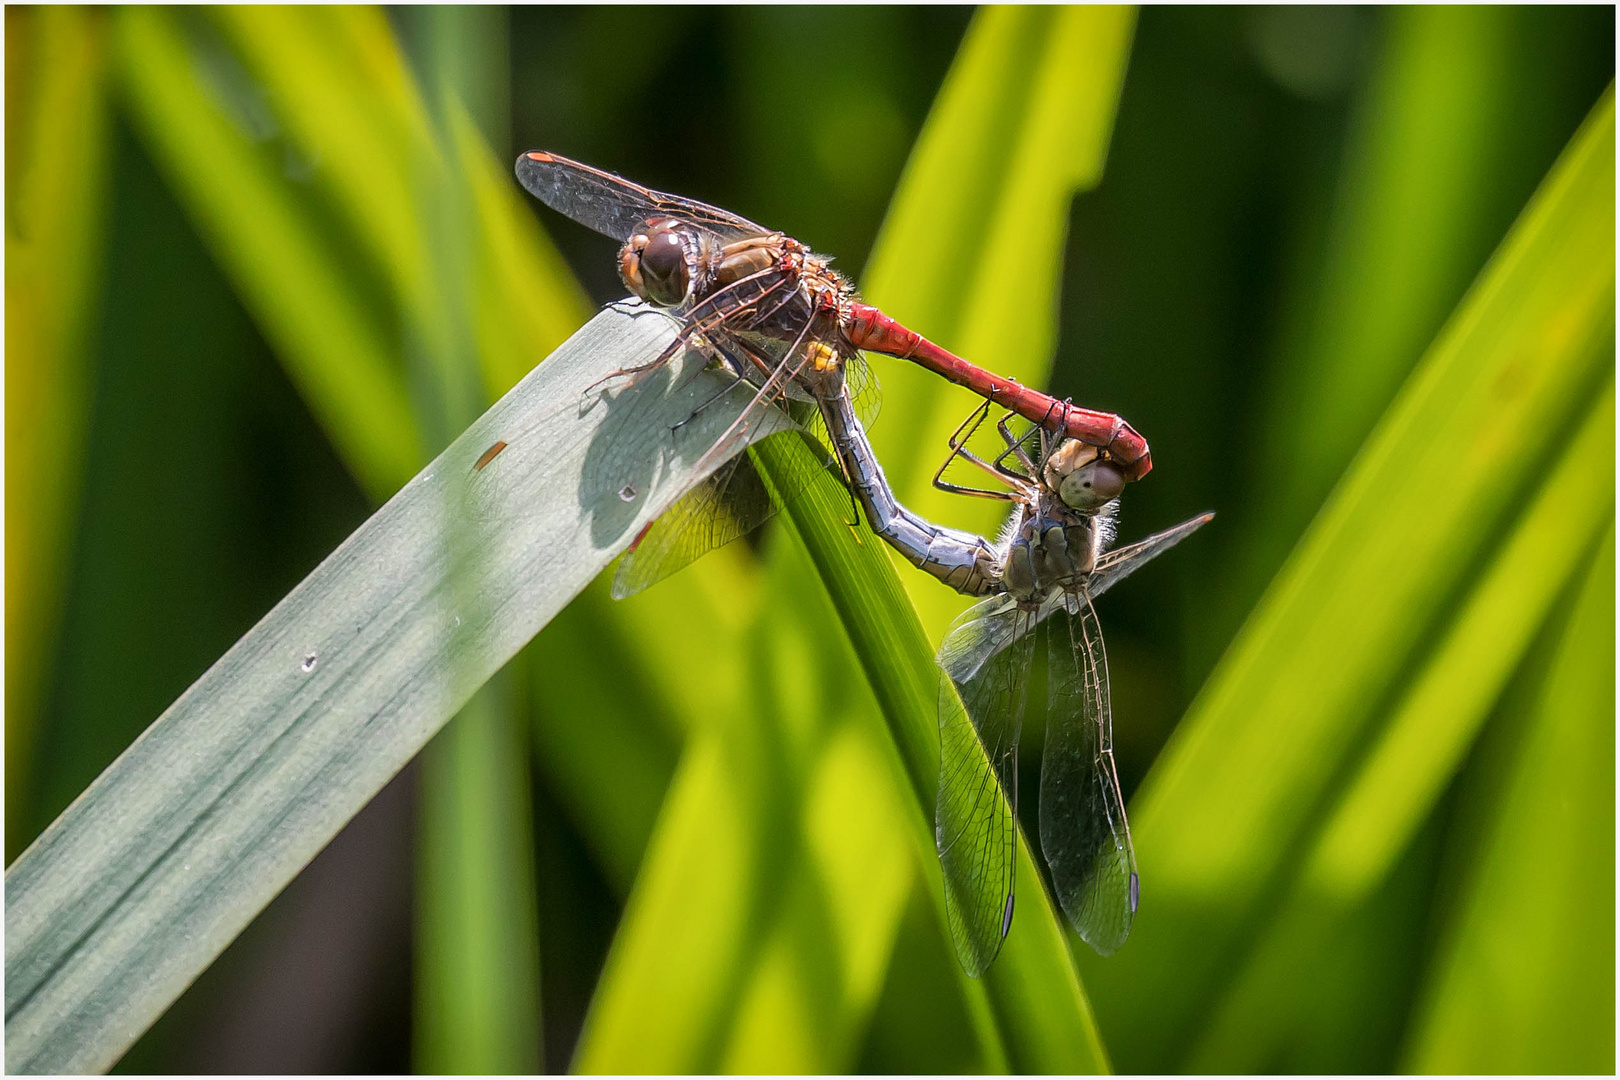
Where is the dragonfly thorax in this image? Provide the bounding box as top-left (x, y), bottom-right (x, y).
top-left (1001, 498), bottom-right (1105, 605)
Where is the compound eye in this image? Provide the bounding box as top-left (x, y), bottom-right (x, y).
top-left (637, 230), bottom-right (690, 306)
top-left (1059, 460), bottom-right (1125, 511)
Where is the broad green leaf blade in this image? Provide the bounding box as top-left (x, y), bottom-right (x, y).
top-left (2, 310), bottom-right (787, 1074)
top-left (1298, 386), bottom-right (1613, 899)
top-left (1084, 87), bottom-right (1615, 1071)
top-left (393, 11), bottom-right (548, 1071)
top-left (122, 11), bottom-right (580, 1069)
top-left (113, 6), bottom-right (420, 499)
top-left (4, 6), bottom-right (111, 858)
top-left (571, 729), bottom-right (764, 1073)
top-left (760, 436), bottom-right (1111, 1074)
top-left (1183, 382), bottom-right (1614, 1071)
top-left (1402, 529), bottom-right (1616, 1073)
top-left (134, 13), bottom-right (731, 1059)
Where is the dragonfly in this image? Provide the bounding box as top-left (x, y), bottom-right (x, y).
top-left (819, 388), bottom-right (1210, 972)
top-left (515, 151), bottom-right (1153, 597)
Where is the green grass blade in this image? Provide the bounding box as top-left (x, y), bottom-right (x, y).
top-left (4, 6), bottom-right (112, 858)
top-left (1250, 8), bottom-right (1593, 583)
top-left (121, 12), bottom-right (727, 1068)
top-left (112, 7), bottom-right (421, 499)
top-left (1083, 87), bottom-right (1615, 1071)
top-left (414, 673), bottom-right (544, 1073)
top-left (573, 424), bottom-right (1120, 1073)
top-left (762, 435), bottom-right (1110, 1073)
top-left (865, 5), bottom-right (1135, 539)
top-left (1, 311), bottom-right (785, 1074)
top-left (117, 11), bottom-right (593, 1069)
top-left (1402, 529), bottom-right (1615, 1073)
top-left (1183, 382), bottom-right (1614, 1071)
top-left (575, 511), bottom-right (938, 1074)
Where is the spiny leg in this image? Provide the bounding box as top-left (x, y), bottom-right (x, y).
top-left (933, 401), bottom-right (1024, 501)
top-left (670, 336), bottom-right (755, 433)
top-left (995, 411), bottom-right (1040, 476)
top-left (582, 267), bottom-right (795, 399)
top-left (689, 309), bottom-right (821, 482)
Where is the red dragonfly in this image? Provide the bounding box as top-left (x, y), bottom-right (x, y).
top-left (516, 151), bottom-right (1152, 595)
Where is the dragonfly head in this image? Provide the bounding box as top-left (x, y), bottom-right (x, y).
top-left (620, 217), bottom-right (711, 307)
top-left (1043, 440), bottom-right (1126, 513)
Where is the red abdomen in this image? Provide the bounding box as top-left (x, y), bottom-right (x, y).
top-left (843, 302), bottom-right (1152, 482)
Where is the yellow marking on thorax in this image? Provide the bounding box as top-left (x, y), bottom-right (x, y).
top-left (808, 342), bottom-right (840, 373)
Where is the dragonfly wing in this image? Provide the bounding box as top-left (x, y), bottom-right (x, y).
top-left (1039, 595), bottom-right (1137, 955)
top-left (937, 595), bottom-right (1023, 685)
top-left (1088, 512), bottom-right (1214, 602)
top-left (845, 352), bottom-right (882, 431)
top-left (611, 445), bottom-right (778, 598)
top-left (516, 151), bottom-right (769, 244)
top-left (935, 603), bottom-right (1036, 976)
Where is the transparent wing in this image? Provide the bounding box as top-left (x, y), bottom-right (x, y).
top-left (611, 314), bottom-right (855, 599)
top-left (938, 511), bottom-right (1211, 664)
top-left (516, 151), bottom-right (770, 245)
top-left (935, 602), bottom-right (1037, 977)
top-left (1088, 512), bottom-right (1214, 602)
top-left (611, 447), bottom-right (775, 598)
top-left (1039, 595), bottom-right (1137, 955)
top-left (844, 352), bottom-right (882, 432)
top-left (611, 427), bottom-right (841, 598)
top-left (937, 594), bottom-right (1021, 685)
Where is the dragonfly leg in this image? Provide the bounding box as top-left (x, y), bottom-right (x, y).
top-left (948, 398), bottom-right (995, 450)
top-left (581, 333), bottom-right (687, 399)
top-left (932, 401), bottom-right (1027, 501)
top-left (671, 367), bottom-right (748, 434)
top-left (995, 412), bottom-right (1041, 477)
top-left (841, 469), bottom-right (864, 529)
top-left (605, 297), bottom-right (661, 319)
top-left (686, 313), bottom-right (819, 482)
top-left (583, 275), bottom-right (782, 401)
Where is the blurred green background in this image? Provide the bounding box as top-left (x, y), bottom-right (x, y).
top-left (5, 5), bottom-right (1613, 1073)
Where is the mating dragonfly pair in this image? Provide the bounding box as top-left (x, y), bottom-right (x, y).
top-left (516, 151), bottom-right (1210, 974)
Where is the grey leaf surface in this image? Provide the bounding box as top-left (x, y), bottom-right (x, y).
top-left (4, 305), bottom-right (788, 1074)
